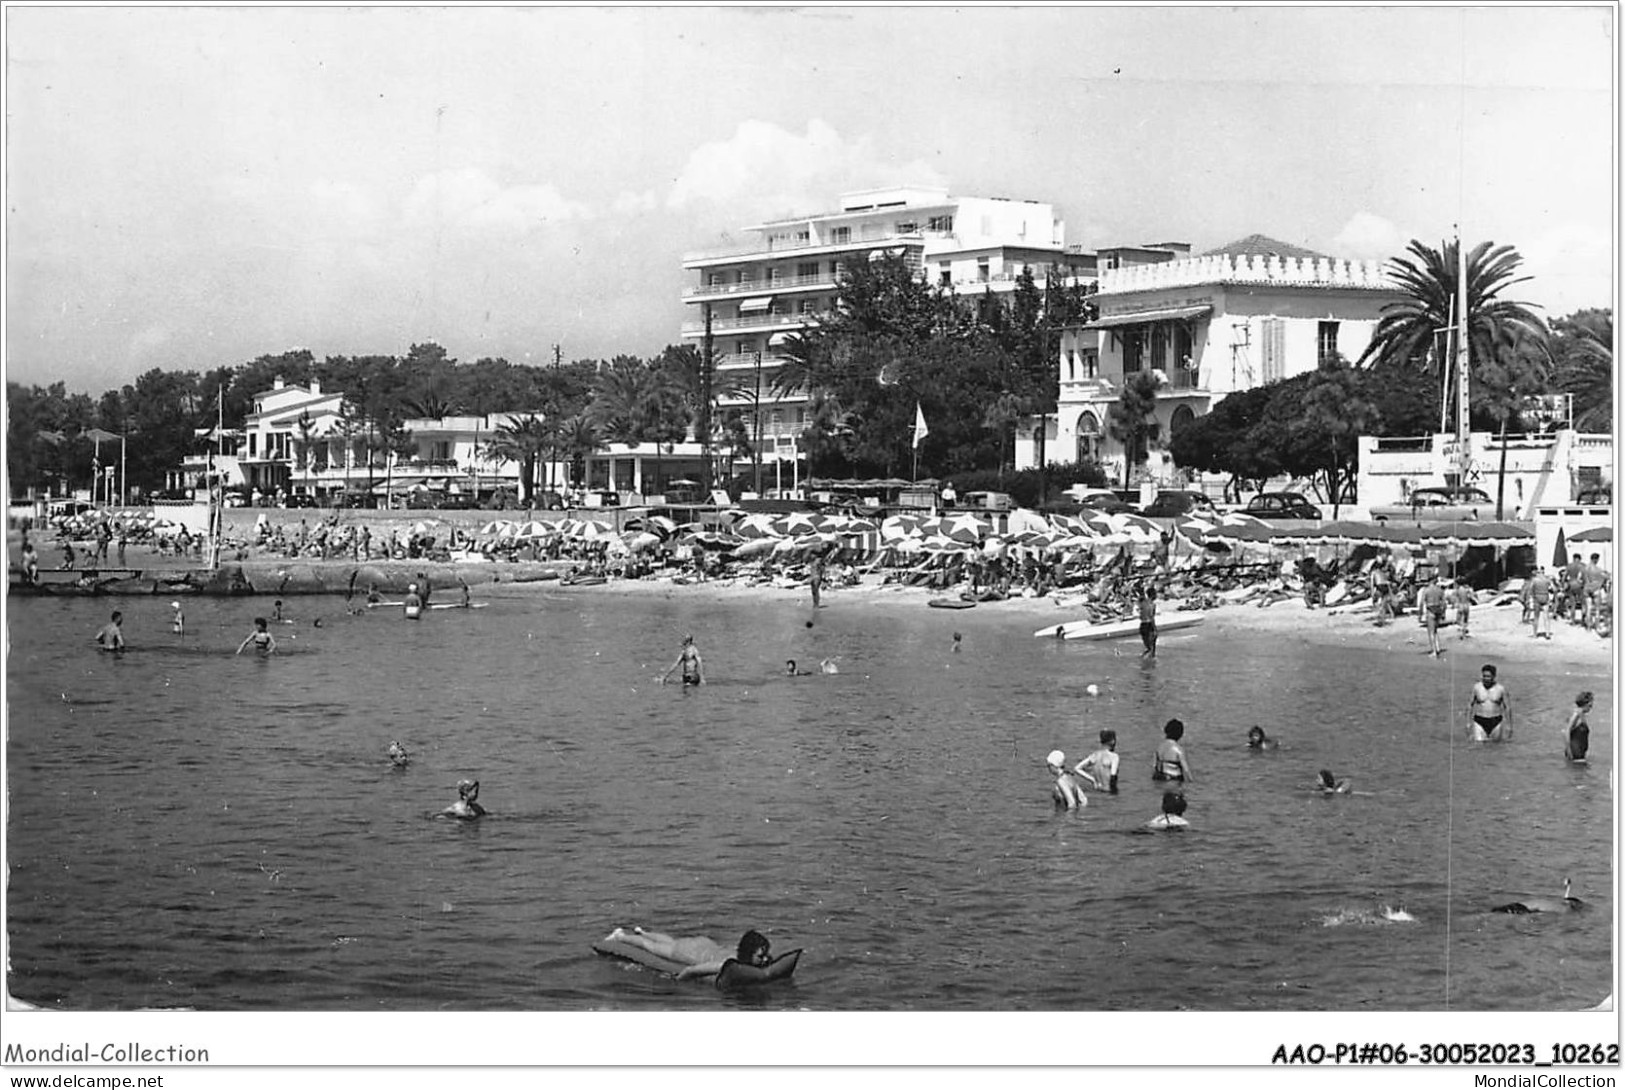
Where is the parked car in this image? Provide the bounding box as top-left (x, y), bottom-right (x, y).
top-left (1244, 491), bottom-right (1323, 520)
top-left (437, 491), bottom-right (478, 510)
top-left (1370, 485), bottom-right (1494, 522)
top-left (1061, 485), bottom-right (1118, 504)
top-left (961, 490), bottom-right (1015, 512)
top-left (282, 493), bottom-right (319, 509)
top-left (1079, 492), bottom-right (1142, 515)
top-left (1141, 490), bottom-right (1218, 519)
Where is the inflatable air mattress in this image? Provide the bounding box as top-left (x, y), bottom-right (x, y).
top-left (714, 949), bottom-right (801, 990)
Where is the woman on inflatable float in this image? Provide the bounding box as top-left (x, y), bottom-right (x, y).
top-left (604, 926), bottom-right (772, 980)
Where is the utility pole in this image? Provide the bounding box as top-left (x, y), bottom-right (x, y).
top-left (553, 344), bottom-right (562, 368)
top-left (752, 351), bottom-right (763, 496)
top-left (700, 304), bottom-right (714, 499)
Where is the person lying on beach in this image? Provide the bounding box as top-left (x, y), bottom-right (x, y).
top-left (1246, 726), bottom-right (1278, 751)
top-left (443, 779), bottom-right (486, 820)
top-left (236, 617), bottom-right (277, 655)
top-left (1047, 750), bottom-right (1089, 809)
top-left (1316, 770), bottom-right (1352, 794)
top-left (1145, 791), bottom-right (1189, 830)
top-left (604, 926), bottom-right (772, 980)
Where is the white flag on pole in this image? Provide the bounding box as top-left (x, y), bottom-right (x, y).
top-left (913, 402), bottom-right (929, 448)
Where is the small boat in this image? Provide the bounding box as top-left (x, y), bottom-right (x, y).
top-left (1035, 610), bottom-right (1205, 640)
top-left (928, 597), bottom-right (976, 609)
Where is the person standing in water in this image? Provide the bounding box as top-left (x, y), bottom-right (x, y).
top-left (1076, 729), bottom-right (1120, 794)
top-left (1467, 663), bottom-right (1512, 741)
top-left (236, 617), bottom-right (277, 655)
top-left (444, 778), bottom-right (486, 819)
top-left (1152, 719), bottom-right (1192, 784)
top-left (1138, 584), bottom-right (1159, 659)
top-left (170, 600), bottom-right (185, 635)
top-left (94, 611), bottom-right (126, 652)
top-left (660, 634), bottom-right (704, 686)
top-left (1046, 750), bottom-right (1089, 810)
top-left (1564, 691), bottom-right (1593, 762)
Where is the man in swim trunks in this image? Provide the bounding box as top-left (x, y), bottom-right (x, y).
top-left (1468, 663), bottom-right (1511, 741)
top-left (1449, 581), bottom-right (1475, 638)
top-left (661, 634), bottom-right (704, 686)
top-left (1420, 576), bottom-right (1446, 656)
top-left (1153, 718), bottom-right (1192, 784)
top-left (1076, 729), bottom-right (1119, 793)
top-left (607, 926), bottom-right (772, 980)
top-left (94, 610), bottom-right (125, 652)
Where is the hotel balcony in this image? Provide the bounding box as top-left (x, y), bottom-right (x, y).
top-left (683, 231), bottom-right (938, 267)
top-left (685, 273), bottom-right (839, 301)
top-left (1098, 252), bottom-right (1393, 295)
top-left (681, 311), bottom-right (814, 336)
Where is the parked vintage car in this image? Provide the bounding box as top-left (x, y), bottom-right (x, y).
top-left (1369, 485), bottom-right (1494, 522)
top-left (1141, 489), bottom-right (1218, 519)
top-left (1243, 491), bottom-right (1323, 520)
top-left (960, 490), bottom-right (1016, 512)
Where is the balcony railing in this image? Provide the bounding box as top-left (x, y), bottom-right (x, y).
top-left (683, 231), bottom-right (938, 264)
top-left (686, 273), bottom-right (837, 299)
top-left (682, 312), bottom-right (814, 335)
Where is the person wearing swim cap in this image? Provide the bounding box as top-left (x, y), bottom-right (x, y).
top-left (170, 600), bottom-right (185, 635)
top-left (1146, 791), bottom-right (1189, 830)
top-left (403, 582), bottom-right (423, 619)
top-left (605, 926), bottom-right (772, 980)
top-left (387, 741), bottom-right (411, 768)
top-left (1047, 750), bottom-right (1088, 809)
top-left (444, 779), bottom-right (485, 819)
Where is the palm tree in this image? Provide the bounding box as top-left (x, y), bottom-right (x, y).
top-left (1106, 371), bottom-right (1162, 490)
top-left (1359, 239), bottom-right (1549, 426)
top-left (588, 356), bottom-right (658, 444)
top-left (483, 414), bottom-right (550, 507)
top-left (980, 391), bottom-right (1024, 478)
top-left (559, 414), bottom-right (601, 490)
top-left (1551, 310), bottom-right (1613, 432)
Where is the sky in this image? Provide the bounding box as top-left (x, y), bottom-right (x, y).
top-left (4, 4), bottom-right (1616, 396)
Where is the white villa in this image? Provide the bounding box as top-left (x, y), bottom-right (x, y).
top-left (1025, 234), bottom-right (1407, 488)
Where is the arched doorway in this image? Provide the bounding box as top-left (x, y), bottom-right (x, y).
top-left (1170, 405), bottom-right (1196, 436)
top-left (1075, 410), bottom-right (1101, 463)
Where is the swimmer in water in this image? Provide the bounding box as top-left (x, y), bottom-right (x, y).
top-left (660, 634), bottom-right (704, 686)
top-left (785, 659), bottom-right (811, 676)
top-left (236, 617), bottom-right (277, 655)
top-left (272, 599), bottom-right (287, 622)
top-left (952, 631), bottom-right (963, 653)
top-left (1565, 691), bottom-right (1593, 762)
top-left (444, 779), bottom-right (486, 820)
top-left (605, 926), bottom-right (773, 980)
top-left (388, 741), bottom-right (411, 768)
top-left (403, 583), bottom-right (423, 618)
top-left (1152, 718), bottom-right (1192, 784)
top-left (1047, 750), bottom-right (1089, 810)
top-left (1316, 770), bottom-right (1352, 794)
top-left (1492, 878), bottom-right (1583, 914)
top-left (819, 658), bottom-right (838, 674)
top-left (1146, 791), bottom-right (1189, 830)
top-left (170, 600), bottom-right (185, 635)
top-left (94, 610), bottom-right (126, 653)
top-left (1075, 729), bottom-right (1119, 794)
top-left (1247, 726), bottom-right (1278, 751)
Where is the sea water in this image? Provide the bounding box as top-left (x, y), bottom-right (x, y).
top-left (4, 587), bottom-right (1613, 1011)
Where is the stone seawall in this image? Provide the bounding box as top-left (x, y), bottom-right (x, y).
top-left (15, 559), bottom-right (575, 597)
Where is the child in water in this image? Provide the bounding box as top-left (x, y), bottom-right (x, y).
top-left (1047, 750), bottom-right (1089, 810)
top-left (1565, 691), bottom-right (1593, 762)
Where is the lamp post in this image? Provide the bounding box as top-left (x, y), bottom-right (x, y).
top-left (752, 351), bottom-right (764, 496)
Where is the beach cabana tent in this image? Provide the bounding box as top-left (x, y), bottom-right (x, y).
top-left (1415, 522), bottom-right (1534, 548)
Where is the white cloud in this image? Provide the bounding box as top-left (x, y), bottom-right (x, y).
top-left (665, 119), bottom-right (946, 217)
top-left (1514, 222), bottom-right (1612, 318)
top-left (402, 168), bottom-right (592, 234)
top-left (1330, 212), bottom-right (1412, 262)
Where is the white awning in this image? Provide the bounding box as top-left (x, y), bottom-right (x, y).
top-left (1086, 305), bottom-right (1212, 329)
top-left (768, 332), bottom-right (794, 347)
top-left (737, 296), bottom-right (775, 314)
top-left (868, 246), bottom-right (907, 262)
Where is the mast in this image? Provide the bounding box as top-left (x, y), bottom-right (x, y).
top-left (207, 384), bottom-right (223, 569)
top-left (1453, 236), bottom-right (1471, 483)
